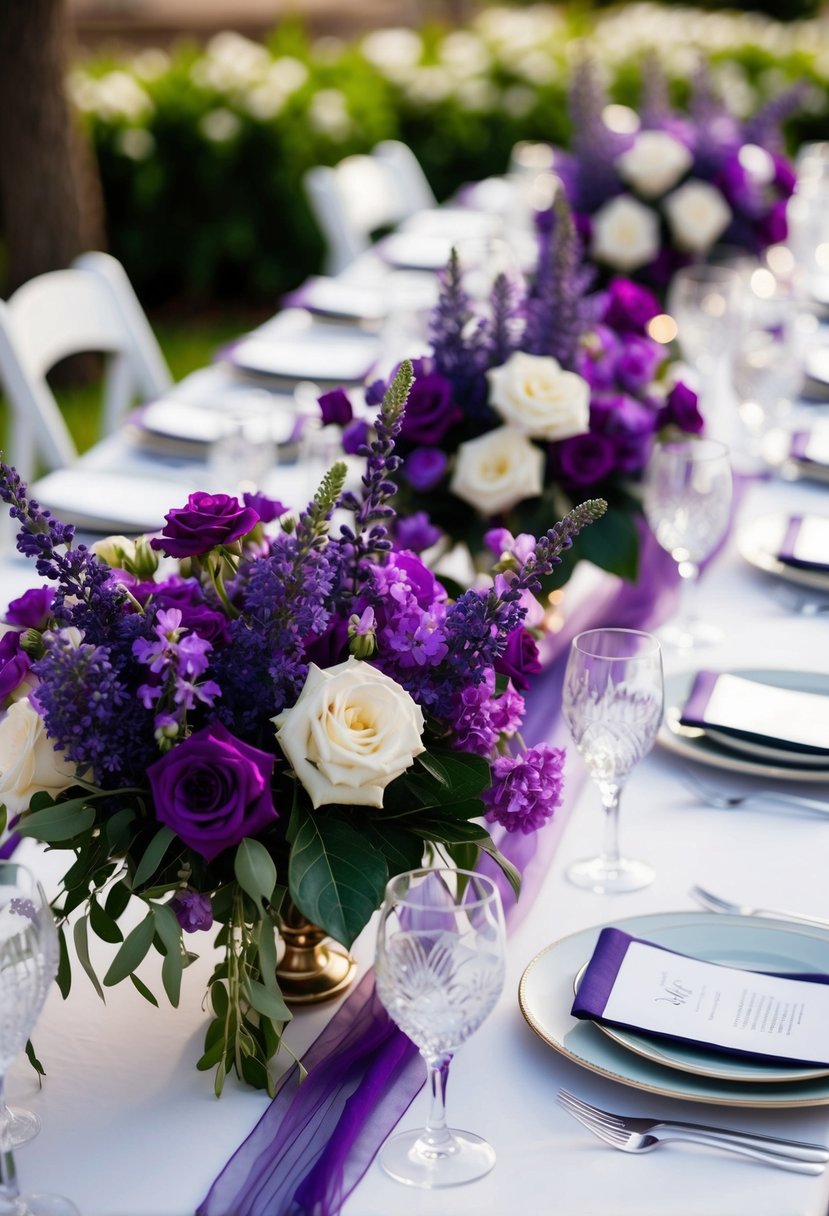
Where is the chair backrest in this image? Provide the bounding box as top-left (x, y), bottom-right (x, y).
top-left (0, 252), bottom-right (173, 479)
top-left (304, 140), bottom-right (437, 275)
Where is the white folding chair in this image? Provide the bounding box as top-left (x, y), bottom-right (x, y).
top-left (304, 140), bottom-right (437, 275)
top-left (0, 251), bottom-right (173, 480)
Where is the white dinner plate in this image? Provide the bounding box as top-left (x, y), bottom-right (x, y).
top-left (519, 911), bottom-right (829, 1107)
top-left (763, 427), bottom-right (829, 484)
top-left (658, 668), bottom-right (829, 783)
top-left (29, 468), bottom-right (200, 536)
top-left (738, 512), bottom-right (829, 594)
top-left (572, 963), bottom-right (829, 1084)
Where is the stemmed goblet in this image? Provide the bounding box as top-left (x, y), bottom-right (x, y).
top-left (562, 629), bottom-right (664, 895)
top-left (374, 868), bottom-right (506, 1188)
top-left (643, 438), bottom-right (733, 649)
top-left (0, 863), bottom-right (79, 1216)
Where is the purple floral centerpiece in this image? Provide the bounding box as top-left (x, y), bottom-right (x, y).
top-left (547, 58), bottom-right (799, 294)
top-left (326, 196), bottom-right (701, 588)
top-left (0, 362), bottom-right (604, 1095)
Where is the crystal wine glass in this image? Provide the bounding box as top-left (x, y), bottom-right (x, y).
top-left (667, 264), bottom-right (742, 382)
top-left (374, 867), bottom-right (506, 1188)
top-left (643, 437), bottom-right (733, 649)
top-left (0, 863), bottom-right (79, 1216)
top-left (562, 629), bottom-right (664, 895)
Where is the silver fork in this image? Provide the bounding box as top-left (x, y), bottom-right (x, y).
top-left (557, 1090), bottom-right (828, 1172)
top-left (680, 770), bottom-right (829, 817)
top-left (691, 884), bottom-right (829, 931)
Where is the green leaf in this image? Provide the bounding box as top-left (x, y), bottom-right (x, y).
top-left (476, 839), bottom-right (522, 901)
top-left (129, 973), bottom-right (159, 1007)
top-left (234, 838), bottom-right (278, 911)
top-left (104, 880), bottom-right (131, 923)
top-left (103, 910), bottom-right (155, 986)
top-left (56, 925), bottom-right (71, 999)
top-left (361, 822), bottom-right (424, 875)
top-left (289, 807), bottom-right (388, 947)
top-left (131, 825), bottom-right (176, 889)
top-left (576, 502), bottom-right (640, 582)
top-left (254, 920), bottom-right (280, 994)
top-left (24, 1039), bottom-right (45, 1079)
top-left (73, 916), bottom-right (105, 1001)
top-left (210, 980), bottom-right (228, 1020)
top-left (245, 979), bottom-right (291, 1024)
top-left (444, 840), bottom-right (480, 873)
top-left (89, 894), bottom-right (123, 945)
top-left (18, 800), bottom-right (96, 843)
top-left (105, 807), bottom-right (136, 853)
top-left (152, 903), bottom-right (183, 1008)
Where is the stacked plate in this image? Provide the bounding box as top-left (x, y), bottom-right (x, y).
top-left (519, 911), bottom-right (829, 1107)
top-left (739, 512), bottom-right (829, 596)
top-left (658, 668), bottom-right (829, 783)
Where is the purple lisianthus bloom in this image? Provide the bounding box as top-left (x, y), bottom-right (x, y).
top-left (659, 381), bottom-right (704, 435)
top-left (556, 432), bottom-right (616, 487)
top-left (342, 418), bottom-right (369, 455)
top-left (398, 358), bottom-right (462, 446)
top-left (395, 511), bottom-right (442, 554)
top-left (364, 378), bottom-right (386, 407)
top-left (384, 550), bottom-right (446, 609)
top-left (614, 336), bottom-right (663, 395)
top-left (403, 447), bottom-right (448, 492)
top-left (147, 721), bottom-right (277, 863)
top-left (494, 627), bottom-right (541, 692)
top-left (5, 586), bottom-right (54, 630)
top-left (169, 890), bottom-right (213, 933)
top-left (602, 394), bottom-right (656, 475)
top-left (758, 198), bottom-right (789, 247)
top-left (0, 631), bottom-right (31, 699)
top-left (136, 577), bottom-right (230, 646)
top-left (577, 324), bottom-right (622, 391)
top-left (243, 491), bottom-right (288, 524)
top-left (151, 493), bottom-right (260, 559)
top-left (318, 387), bottom-right (353, 427)
top-left (601, 278), bottom-right (661, 335)
top-left (483, 743), bottom-right (565, 834)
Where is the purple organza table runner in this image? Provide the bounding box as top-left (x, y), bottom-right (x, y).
top-left (198, 529), bottom-right (679, 1216)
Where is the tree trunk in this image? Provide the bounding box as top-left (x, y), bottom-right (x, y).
top-left (0, 0), bottom-right (106, 296)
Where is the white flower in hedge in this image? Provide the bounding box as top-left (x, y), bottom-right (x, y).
top-left (450, 425), bottom-right (544, 515)
top-left (0, 698), bottom-right (76, 816)
top-left (591, 195), bottom-right (661, 271)
top-left (615, 130), bottom-right (693, 199)
top-left (663, 181), bottom-right (732, 254)
top-left (274, 659), bottom-right (425, 809)
top-left (487, 351), bottom-right (590, 441)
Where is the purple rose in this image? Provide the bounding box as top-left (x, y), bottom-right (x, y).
top-left (169, 890), bottom-right (213, 933)
top-left (577, 325), bottom-right (622, 391)
top-left (601, 394), bottom-right (656, 475)
top-left (601, 278), bottom-right (661, 335)
top-left (494, 627), bottom-right (541, 692)
top-left (614, 335), bottom-right (663, 395)
top-left (243, 490), bottom-right (287, 524)
top-left (342, 418), bottom-right (369, 455)
top-left (556, 432), bottom-right (616, 487)
top-left (659, 381), bottom-right (704, 435)
top-left (147, 721), bottom-right (277, 862)
top-left (5, 587), bottom-right (54, 630)
top-left (399, 358), bottom-right (462, 446)
top-left (403, 447), bottom-right (448, 491)
top-left (395, 511), bottom-right (442, 553)
top-left (318, 387), bottom-right (353, 427)
top-left (0, 632), bottom-right (31, 699)
top-left (150, 493), bottom-right (260, 559)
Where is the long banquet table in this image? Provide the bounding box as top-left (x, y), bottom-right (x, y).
top-left (4, 395), bottom-right (829, 1215)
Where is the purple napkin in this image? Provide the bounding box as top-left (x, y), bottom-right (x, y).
top-left (778, 515), bottom-right (829, 571)
top-left (679, 670), bottom-right (829, 757)
top-left (572, 927), bottom-right (829, 1066)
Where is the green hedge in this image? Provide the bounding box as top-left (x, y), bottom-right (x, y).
top-left (71, 4), bottom-right (829, 306)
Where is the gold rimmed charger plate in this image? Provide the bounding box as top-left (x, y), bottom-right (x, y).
top-left (519, 911), bottom-right (829, 1107)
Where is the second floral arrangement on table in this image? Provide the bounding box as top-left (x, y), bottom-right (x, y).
top-left (0, 362), bottom-right (604, 1094)
top-left (321, 198), bottom-right (701, 589)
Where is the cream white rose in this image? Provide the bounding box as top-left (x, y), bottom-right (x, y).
top-left (486, 352), bottom-right (590, 441)
top-left (450, 425), bottom-right (544, 515)
top-left (615, 131), bottom-right (693, 199)
top-left (274, 658), bottom-right (425, 809)
top-left (663, 181), bottom-right (732, 253)
top-left (90, 535), bottom-right (136, 567)
top-left (591, 195), bottom-right (661, 271)
top-left (0, 698), bottom-right (76, 815)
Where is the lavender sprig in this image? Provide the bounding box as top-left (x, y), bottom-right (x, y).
top-left (486, 272), bottom-right (523, 368)
top-left (568, 57), bottom-right (628, 212)
top-left (745, 83), bottom-right (808, 151)
top-left (524, 193), bottom-right (593, 369)
top-left (639, 52), bottom-right (671, 130)
top-left (428, 249), bottom-right (489, 415)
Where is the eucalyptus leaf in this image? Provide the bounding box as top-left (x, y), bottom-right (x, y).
top-left (105, 807), bottom-right (136, 853)
top-left (129, 973), bottom-right (159, 1007)
top-left (234, 839), bottom-right (278, 911)
top-left (103, 911), bottom-right (155, 987)
top-left (245, 979), bottom-right (291, 1024)
top-left (104, 880), bottom-right (131, 923)
top-left (152, 903), bottom-right (184, 1008)
top-left (56, 925), bottom-right (71, 999)
top-left (18, 801), bottom-right (96, 843)
top-left (24, 1039), bottom-right (45, 1079)
top-left (73, 916), bottom-right (105, 1002)
top-left (89, 894), bottom-right (123, 945)
top-left (289, 808), bottom-right (387, 947)
top-left (131, 825), bottom-right (176, 889)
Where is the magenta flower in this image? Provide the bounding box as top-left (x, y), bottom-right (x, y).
top-left (483, 743), bottom-right (566, 834)
top-left (147, 721), bottom-right (277, 862)
top-left (395, 511), bottom-right (442, 554)
top-left (0, 631), bottom-right (31, 699)
top-left (494, 627), bottom-right (541, 692)
top-left (318, 387), bottom-right (353, 427)
top-left (5, 586), bottom-right (54, 629)
top-left (601, 278), bottom-right (660, 335)
top-left (151, 493), bottom-right (260, 559)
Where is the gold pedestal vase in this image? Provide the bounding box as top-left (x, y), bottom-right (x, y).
top-left (276, 900), bottom-right (357, 1005)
